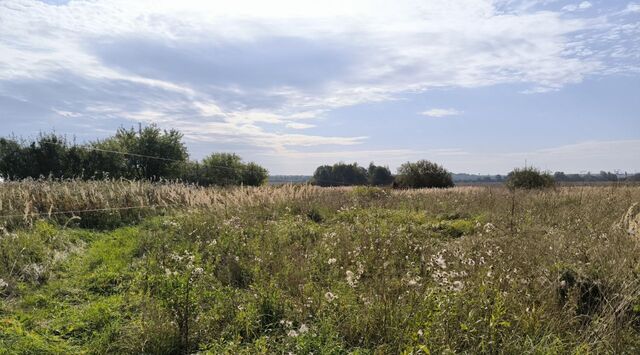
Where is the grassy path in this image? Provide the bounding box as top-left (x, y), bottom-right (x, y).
top-left (1, 225), bottom-right (143, 354)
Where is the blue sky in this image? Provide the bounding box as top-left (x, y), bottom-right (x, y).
top-left (0, 0), bottom-right (638, 174)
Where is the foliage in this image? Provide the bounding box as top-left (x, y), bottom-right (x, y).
top-left (0, 126), bottom-right (268, 187)
top-left (368, 163), bottom-right (394, 186)
top-left (312, 162), bottom-right (368, 187)
top-left (395, 160), bottom-right (454, 188)
top-left (311, 162), bottom-right (393, 187)
top-left (506, 167), bottom-right (555, 190)
top-left (185, 153), bottom-right (268, 187)
top-left (2, 183), bottom-right (640, 353)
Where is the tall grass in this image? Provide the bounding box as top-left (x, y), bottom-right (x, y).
top-left (1, 182), bottom-right (640, 353)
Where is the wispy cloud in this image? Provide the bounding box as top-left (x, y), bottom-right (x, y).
top-left (286, 122), bottom-right (316, 130)
top-left (625, 3), bottom-right (640, 13)
top-left (562, 1), bottom-right (592, 12)
top-left (0, 0), bottom-right (638, 171)
top-left (420, 108), bottom-right (463, 118)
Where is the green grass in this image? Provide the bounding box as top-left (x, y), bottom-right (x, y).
top-left (1, 185), bottom-right (640, 353)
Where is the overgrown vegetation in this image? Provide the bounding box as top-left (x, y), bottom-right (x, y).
top-left (312, 160), bottom-right (453, 188)
top-left (506, 167), bottom-right (555, 190)
top-left (395, 160), bottom-right (454, 188)
top-left (2, 182), bottom-right (640, 353)
top-left (0, 126), bottom-right (268, 186)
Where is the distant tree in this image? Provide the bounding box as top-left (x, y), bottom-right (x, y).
top-left (554, 171), bottom-right (568, 182)
top-left (0, 125), bottom-right (269, 186)
top-left (199, 153), bottom-right (244, 186)
top-left (241, 162), bottom-right (269, 186)
top-left (312, 162), bottom-right (368, 187)
top-left (626, 173), bottom-right (640, 182)
top-left (599, 171), bottom-right (618, 182)
top-left (395, 160), bottom-right (454, 188)
top-left (506, 167), bottom-right (554, 190)
top-left (367, 163), bottom-right (394, 186)
top-left (0, 137), bottom-right (29, 179)
top-left (101, 126), bottom-right (188, 180)
top-left (312, 165), bottom-right (334, 187)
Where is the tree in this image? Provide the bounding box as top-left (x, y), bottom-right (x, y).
top-left (312, 162), bottom-right (368, 187)
top-left (368, 163), bottom-right (394, 186)
top-left (0, 137), bottom-right (28, 179)
top-left (395, 160), bottom-right (454, 188)
top-left (241, 162), bottom-right (269, 186)
top-left (103, 126), bottom-right (188, 180)
top-left (192, 153), bottom-right (268, 187)
top-left (506, 167), bottom-right (554, 190)
top-left (199, 153), bottom-right (244, 186)
top-left (0, 125), bottom-right (268, 186)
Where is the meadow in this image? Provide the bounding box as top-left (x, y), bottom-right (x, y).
top-left (1, 180), bottom-right (640, 354)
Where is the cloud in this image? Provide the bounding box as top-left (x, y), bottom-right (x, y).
top-left (625, 3), bottom-right (640, 13)
top-left (286, 122), bottom-right (316, 129)
top-left (0, 0), bottom-right (638, 160)
top-left (420, 108), bottom-right (463, 118)
top-left (562, 1), bottom-right (592, 12)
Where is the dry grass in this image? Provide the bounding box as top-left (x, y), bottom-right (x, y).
top-left (1, 181), bottom-right (640, 353)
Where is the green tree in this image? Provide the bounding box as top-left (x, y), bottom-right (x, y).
top-left (0, 137), bottom-right (29, 179)
top-left (241, 162), bottom-right (269, 186)
top-left (200, 153), bottom-right (244, 186)
top-left (312, 162), bottom-right (368, 187)
top-left (395, 160), bottom-right (454, 188)
top-left (367, 163), bottom-right (394, 186)
top-left (105, 126), bottom-right (188, 180)
top-left (506, 167), bottom-right (554, 190)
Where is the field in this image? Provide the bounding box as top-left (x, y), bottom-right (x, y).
top-left (1, 181), bottom-right (640, 354)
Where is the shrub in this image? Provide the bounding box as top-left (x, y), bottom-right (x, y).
top-left (394, 160), bottom-right (454, 188)
top-left (506, 167), bottom-right (554, 190)
top-left (312, 163), bottom-right (368, 187)
top-left (367, 163), bottom-right (394, 186)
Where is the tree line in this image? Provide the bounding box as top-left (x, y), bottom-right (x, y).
top-left (0, 125), bottom-right (268, 186)
top-left (312, 160), bottom-right (454, 188)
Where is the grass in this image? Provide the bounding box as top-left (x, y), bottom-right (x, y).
top-left (1, 182), bottom-right (640, 353)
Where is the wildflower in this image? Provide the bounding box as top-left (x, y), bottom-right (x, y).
top-left (287, 330), bottom-right (298, 337)
top-left (407, 276), bottom-right (421, 287)
top-left (346, 270), bottom-right (358, 287)
top-left (452, 280), bottom-right (464, 292)
top-left (484, 223), bottom-right (496, 233)
top-left (0, 278), bottom-right (7, 289)
top-left (417, 329), bottom-right (424, 337)
top-left (325, 291), bottom-right (337, 303)
top-left (193, 267), bottom-right (204, 275)
top-left (327, 258), bottom-right (337, 265)
top-left (299, 323), bottom-right (309, 334)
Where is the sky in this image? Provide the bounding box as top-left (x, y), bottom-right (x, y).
top-left (0, 0), bottom-right (639, 175)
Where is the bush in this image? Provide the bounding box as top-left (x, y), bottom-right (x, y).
top-left (394, 160), bottom-right (454, 188)
top-left (312, 163), bottom-right (368, 187)
top-left (0, 127), bottom-right (268, 187)
top-left (506, 167), bottom-right (555, 190)
top-left (368, 163), bottom-right (394, 186)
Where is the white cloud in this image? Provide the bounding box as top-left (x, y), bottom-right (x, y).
top-left (420, 108), bottom-right (463, 118)
top-left (625, 3), bottom-right (640, 13)
top-left (562, 1), bottom-right (592, 12)
top-left (0, 0), bottom-right (637, 158)
top-left (286, 122), bottom-right (316, 129)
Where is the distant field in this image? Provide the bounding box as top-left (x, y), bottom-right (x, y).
top-left (1, 181), bottom-right (640, 353)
